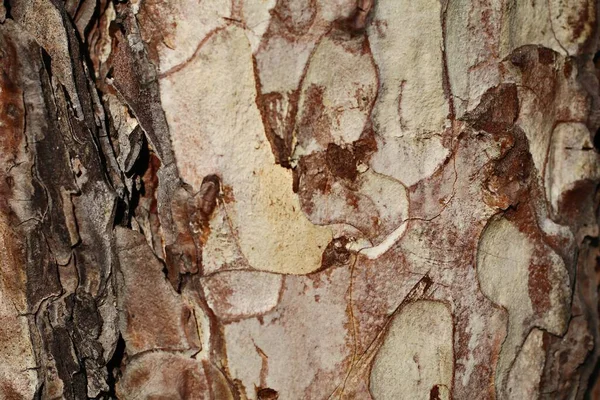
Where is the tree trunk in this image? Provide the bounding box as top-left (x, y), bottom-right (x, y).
top-left (1, 0), bottom-right (600, 399)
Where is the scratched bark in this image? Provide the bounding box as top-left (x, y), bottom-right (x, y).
top-left (1, 0), bottom-right (600, 399)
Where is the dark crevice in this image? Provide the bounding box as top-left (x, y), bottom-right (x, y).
top-left (593, 127), bottom-right (600, 151)
top-left (105, 335), bottom-right (126, 398)
top-left (126, 133), bottom-right (150, 222)
top-left (33, 384), bottom-right (44, 400)
top-left (128, 131), bottom-right (150, 180)
top-left (585, 356), bottom-right (600, 399)
top-left (3, 0), bottom-right (12, 20)
top-left (113, 196), bottom-right (129, 227)
top-left (40, 48), bottom-right (53, 78)
top-left (82, 0), bottom-right (103, 42)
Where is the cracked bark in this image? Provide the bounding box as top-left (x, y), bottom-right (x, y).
top-left (1, 0), bottom-right (600, 399)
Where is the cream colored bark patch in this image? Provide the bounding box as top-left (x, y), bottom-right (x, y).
top-left (548, 0), bottom-right (596, 55)
top-left (201, 201), bottom-right (248, 275)
top-left (516, 89), bottom-right (557, 182)
top-left (444, 0), bottom-right (471, 118)
top-left (476, 216), bottom-right (570, 396)
top-left (294, 33), bottom-right (377, 156)
top-left (445, 0), bottom-right (503, 117)
top-left (501, 0), bottom-right (596, 56)
top-left (161, 26), bottom-right (331, 274)
top-left (545, 122), bottom-right (600, 214)
top-left (256, 37), bottom-right (314, 95)
top-left (506, 328), bottom-right (546, 399)
top-left (224, 266), bottom-right (351, 398)
top-left (370, 300), bottom-right (453, 400)
top-left (358, 169), bottom-right (409, 235)
top-left (367, 0), bottom-right (449, 187)
top-left (477, 218), bottom-right (533, 315)
top-left (201, 270), bottom-right (282, 321)
top-left (253, 0), bottom-right (354, 94)
top-left (500, 0), bottom-right (565, 57)
top-left (477, 217), bottom-right (533, 395)
top-left (242, 0), bottom-right (276, 51)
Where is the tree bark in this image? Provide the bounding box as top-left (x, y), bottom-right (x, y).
top-left (0, 0), bottom-right (600, 399)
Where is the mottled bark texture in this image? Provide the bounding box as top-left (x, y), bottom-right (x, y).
top-left (1, 0), bottom-right (600, 399)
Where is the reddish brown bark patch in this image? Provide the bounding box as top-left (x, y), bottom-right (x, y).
top-left (257, 387), bottom-right (279, 399)
top-left (117, 353), bottom-right (211, 399)
top-left (269, 0), bottom-right (317, 39)
top-left (463, 83), bottom-right (519, 134)
top-left (508, 46), bottom-right (560, 108)
top-left (320, 237), bottom-right (351, 271)
top-left (555, 179), bottom-right (598, 226)
top-left (297, 84), bottom-right (332, 150)
top-left (0, 34), bottom-right (25, 210)
top-left (537, 47), bottom-right (556, 65)
top-left (528, 262), bottom-right (552, 313)
top-left (504, 202), bottom-right (562, 315)
top-left (259, 91), bottom-right (300, 166)
top-left (1, 382), bottom-right (23, 400)
top-left (482, 128), bottom-right (532, 210)
top-left (136, 0), bottom-right (178, 64)
top-left (352, 126), bottom-right (378, 162)
top-left (326, 143), bottom-right (358, 181)
top-left (568, 2), bottom-right (592, 41)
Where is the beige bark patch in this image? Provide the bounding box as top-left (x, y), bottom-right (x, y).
top-left (476, 216), bottom-right (570, 396)
top-left (316, 0), bottom-right (355, 22)
top-left (367, 0), bottom-right (449, 187)
top-left (201, 270), bottom-right (283, 322)
top-left (517, 89), bottom-right (558, 182)
top-left (477, 217), bottom-right (534, 318)
top-left (357, 169), bottom-right (409, 237)
top-left (500, 0), bottom-right (565, 57)
top-left (548, 0), bottom-right (596, 55)
top-left (370, 300), bottom-right (454, 400)
top-left (293, 33), bottom-right (377, 156)
top-left (161, 26), bottom-right (332, 275)
top-left (256, 36), bottom-right (314, 95)
top-left (545, 122), bottom-right (600, 214)
top-left (242, 0), bottom-right (276, 51)
top-left (477, 216), bottom-right (533, 395)
top-left (506, 328), bottom-right (546, 399)
top-left (445, 0), bottom-right (503, 117)
top-left (224, 266), bottom-right (351, 398)
top-left (201, 201), bottom-right (248, 275)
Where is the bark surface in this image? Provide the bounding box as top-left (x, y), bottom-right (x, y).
top-left (0, 0), bottom-right (600, 399)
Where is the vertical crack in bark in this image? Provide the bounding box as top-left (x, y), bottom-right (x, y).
top-left (440, 0), bottom-right (456, 121)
